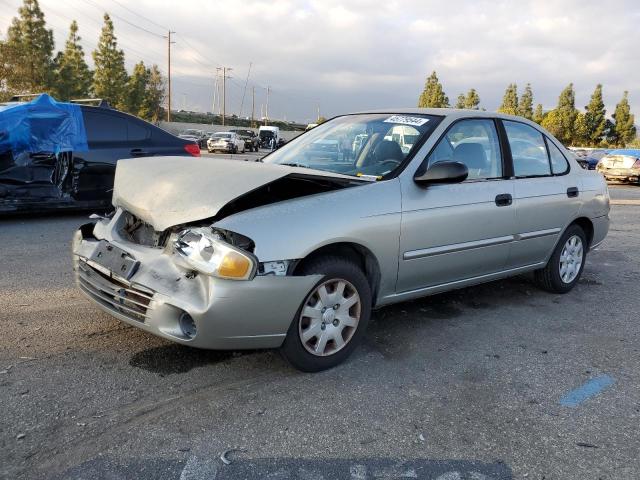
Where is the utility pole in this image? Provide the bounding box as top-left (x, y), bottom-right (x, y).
top-left (316, 103), bottom-right (320, 122)
top-left (251, 86), bottom-right (255, 128)
top-left (166, 30), bottom-right (175, 122)
top-left (221, 67), bottom-right (232, 126)
top-left (239, 62), bottom-right (252, 118)
top-left (265, 86), bottom-right (270, 126)
top-left (212, 72), bottom-right (218, 115)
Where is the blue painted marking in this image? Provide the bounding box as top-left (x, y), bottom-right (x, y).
top-left (560, 375), bottom-right (615, 407)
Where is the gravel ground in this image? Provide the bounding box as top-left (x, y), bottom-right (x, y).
top-left (0, 185), bottom-right (638, 480)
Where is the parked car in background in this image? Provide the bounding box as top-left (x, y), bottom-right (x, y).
top-left (1, 96), bottom-right (199, 214)
top-left (571, 148), bottom-right (609, 170)
top-left (596, 149), bottom-right (640, 183)
top-left (304, 139), bottom-right (340, 162)
top-left (230, 129), bottom-right (259, 152)
top-left (178, 129), bottom-right (208, 148)
top-left (258, 126), bottom-right (280, 148)
top-left (72, 109), bottom-right (609, 372)
top-left (207, 132), bottom-right (245, 153)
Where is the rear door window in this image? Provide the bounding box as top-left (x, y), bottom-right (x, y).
top-left (84, 109), bottom-right (150, 143)
top-left (503, 121), bottom-right (551, 177)
top-left (83, 110), bottom-right (127, 143)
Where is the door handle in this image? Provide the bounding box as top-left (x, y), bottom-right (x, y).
top-left (495, 193), bottom-right (512, 207)
top-left (129, 148), bottom-right (148, 156)
top-left (567, 187), bottom-right (579, 198)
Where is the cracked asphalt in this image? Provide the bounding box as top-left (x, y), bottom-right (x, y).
top-left (0, 184), bottom-right (638, 480)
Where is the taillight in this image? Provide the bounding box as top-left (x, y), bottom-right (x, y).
top-left (633, 158), bottom-right (640, 169)
top-left (184, 143), bottom-right (200, 157)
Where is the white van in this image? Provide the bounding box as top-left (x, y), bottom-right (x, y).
top-left (258, 126), bottom-right (280, 149)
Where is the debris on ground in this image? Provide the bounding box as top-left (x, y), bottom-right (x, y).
top-left (220, 448), bottom-right (245, 465)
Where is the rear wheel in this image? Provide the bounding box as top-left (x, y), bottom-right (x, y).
top-left (281, 256), bottom-right (371, 372)
top-left (534, 224), bottom-right (587, 293)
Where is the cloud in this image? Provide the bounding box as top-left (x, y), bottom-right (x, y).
top-left (2, 0), bottom-right (638, 122)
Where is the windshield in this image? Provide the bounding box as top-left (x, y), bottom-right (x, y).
top-left (263, 113), bottom-right (441, 178)
top-left (213, 133), bottom-right (231, 139)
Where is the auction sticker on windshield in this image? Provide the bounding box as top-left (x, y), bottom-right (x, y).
top-left (383, 115), bottom-right (429, 126)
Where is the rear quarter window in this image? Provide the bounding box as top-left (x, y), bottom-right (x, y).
top-left (547, 140), bottom-right (570, 174)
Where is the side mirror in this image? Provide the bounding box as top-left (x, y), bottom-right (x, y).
top-left (414, 161), bottom-right (468, 185)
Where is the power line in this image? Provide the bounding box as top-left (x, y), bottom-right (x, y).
top-left (79, 0), bottom-right (165, 38)
top-left (107, 0), bottom-right (169, 32)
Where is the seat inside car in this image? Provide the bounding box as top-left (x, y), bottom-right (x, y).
top-left (452, 142), bottom-right (488, 178)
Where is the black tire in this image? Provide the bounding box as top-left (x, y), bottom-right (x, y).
top-left (280, 256), bottom-right (372, 372)
top-left (534, 224), bottom-right (587, 294)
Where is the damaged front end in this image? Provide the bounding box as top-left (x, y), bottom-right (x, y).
top-left (72, 208), bottom-right (321, 350)
top-left (71, 156), bottom-right (371, 349)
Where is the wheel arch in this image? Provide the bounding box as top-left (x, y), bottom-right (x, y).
top-left (293, 242), bottom-right (382, 306)
top-left (570, 216), bottom-right (594, 248)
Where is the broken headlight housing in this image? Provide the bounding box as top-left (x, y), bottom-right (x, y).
top-left (173, 228), bottom-right (257, 280)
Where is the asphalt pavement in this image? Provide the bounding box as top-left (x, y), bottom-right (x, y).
top-left (0, 182), bottom-right (639, 480)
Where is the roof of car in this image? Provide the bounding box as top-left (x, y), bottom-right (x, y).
top-left (351, 108), bottom-right (539, 123)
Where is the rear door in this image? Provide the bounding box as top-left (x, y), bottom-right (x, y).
top-left (398, 118), bottom-right (516, 293)
top-left (502, 120), bottom-right (579, 267)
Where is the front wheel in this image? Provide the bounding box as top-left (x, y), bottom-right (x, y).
top-left (534, 224), bottom-right (587, 293)
top-left (281, 256), bottom-right (371, 372)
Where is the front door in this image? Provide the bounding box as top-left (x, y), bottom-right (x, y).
top-left (397, 118), bottom-right (515, 293)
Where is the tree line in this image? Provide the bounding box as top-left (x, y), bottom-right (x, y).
top-left (418, 71), bottom-right (637, 148)
top-left (0, 0), bottom-right (165, 122)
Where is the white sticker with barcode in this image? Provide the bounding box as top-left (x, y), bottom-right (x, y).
top-left (383, 115), bottom-right (429, 126)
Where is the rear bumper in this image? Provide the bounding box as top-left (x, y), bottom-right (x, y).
top-left (598, 168), bottom-right (640, 182)
top-left (72, 221), bottom-right (320, 350)
top-left (208, 143), bottom-right (234, 152)
top-left (590, 214), bottom-right (610, 250)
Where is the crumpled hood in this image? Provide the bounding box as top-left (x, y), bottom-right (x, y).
top-left (112, 156), bottom-right (352, 231)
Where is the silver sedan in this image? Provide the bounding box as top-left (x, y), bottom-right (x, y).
top-left (72, 109), bottom-right (610, 371)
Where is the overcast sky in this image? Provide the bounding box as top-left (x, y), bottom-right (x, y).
top-left (1, 0), bottom-right (639, 123)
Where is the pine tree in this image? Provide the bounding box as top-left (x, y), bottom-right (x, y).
top-left (552, 83), bottom-right (578, 145)
top-left (518, 83), bottom-right (534, 120)
top-left (573, 112), bottom-right (589, 146)
top-left (417, 71), bottom-right (449, 108)
top-left (584, 84), bottom-right (606, 146)
top-left (497, 84), bottom-right (518, 115)
top-left (464, 88), bottom-right (480, 110)
top-left (92, 13), bottom-right (128, 108)
top-left (52, 20), bottom-right (91, 100)
top-left (0, 0), bottom-right (54, 95)
top-left (533, 104), bottom-right (544, 124)
top-left (603, 119), bottom-right (617, 147)
top-left (612, 91), bottom-right (636, 147)
top-left (124, 61), bottom-right (149, 116)
top-left (455, 93), bottom-right (466, 109)
top-left (541, 109), bottom-right (564, 141)
top-left (139, 64), bottom-right (165, 123)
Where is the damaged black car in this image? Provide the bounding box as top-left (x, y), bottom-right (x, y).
top-left (0, 94), bottom-right (200, 215)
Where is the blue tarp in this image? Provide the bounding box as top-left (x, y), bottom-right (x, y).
top-left (609, 149), bottom-right (640, 157)
top-left (0, 94), bottom-right (88, 155)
